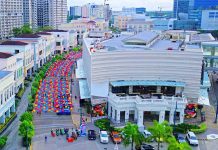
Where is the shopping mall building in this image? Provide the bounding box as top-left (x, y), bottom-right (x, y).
top-left (76, 31), bottom-right (203, 129)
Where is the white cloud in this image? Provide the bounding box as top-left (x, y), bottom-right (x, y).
top-left (67, 0), bottom-right (173, 11)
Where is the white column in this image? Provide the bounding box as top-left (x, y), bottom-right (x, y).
top-left (108, 103), bottom-right (111, 118)
top-left (159, 111), bottom-right (165, 123)
top-left (117, 110), bottom-right (120, 123)
top-left (6, 109), bottom-right (10, 118)
top-left (134, 109), bottom-right (138, 122)
top-left (0, 114), bottom-right (5, 124)
top-left (129, 86), bottom-right (133, 94)
top-left (157, 86), bottom-right (161, 93)
top-left (112, 107), bottom-right (115, 121)
top-left (11, 104), bottom-right (16, 113)
top-left (137, 110), bottom-right (144, 129)
top-left (179, 110), bottom-right (184, 123)
top-left (125, 110), bottom-right (129, 122)
top-left (169, 110), bottom-right (174, 124)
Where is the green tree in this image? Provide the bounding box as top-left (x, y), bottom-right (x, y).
top-left (20, 112), bottom-right (33, 122)
top-left (0, 136), bottom-right (7, 149)
top-left (19, 120), bottom-right (35, 138)
top-left (21, 24), bottom-right (33, 34)
top-left (122, 122), bottom-right (145, 150)
top-left (168, 137), bottom-right (191, 150)
top-left (12, 27), bottom-right (22, 37)
top-left (148, 121), bottom-right (173, 150)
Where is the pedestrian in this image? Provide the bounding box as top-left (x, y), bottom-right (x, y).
top-left (45, 135), bottom-right (47, 143)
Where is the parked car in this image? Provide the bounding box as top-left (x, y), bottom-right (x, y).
top-left (88, 130), bottom-right (96, 140)
top-left (143, 130), bottom-right (154, 142)
top-left (99, 130), bottom-right (109, 144)
top-left (177, 134), bottom-right (186, 143)
top-left (186, 131), bottom-right (198, 146)
top-left (140, 143), bottom-right (155, 150)
top-left (110, 131), bottom-right (122, 144)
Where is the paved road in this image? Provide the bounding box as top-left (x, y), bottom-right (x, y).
top-left (2, 83), bottom-right (31, 150)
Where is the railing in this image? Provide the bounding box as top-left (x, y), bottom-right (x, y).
top-left (109, 92), bottom-right (187, 106)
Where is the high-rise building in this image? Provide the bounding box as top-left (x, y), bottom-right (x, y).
top-left (173, 0), bottom-right (190, 18)
top-left (189, 0), bottom-right (218, 9)
top-left (37, 0), bottom-right (67, 29)
top-left (0, 0), bottom-right (23, 39)
top-left (23, 0), bottom-right (38, 29)
top-left (70, 6), bottom-right (82, 18)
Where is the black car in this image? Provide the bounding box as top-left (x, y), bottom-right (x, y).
top-left (88, 130), bottom-right (96, 140)
top-left (141, 144), bottom-right (155, 150)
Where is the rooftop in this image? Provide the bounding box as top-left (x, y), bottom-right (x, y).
top-left (37, 32), bottom-right (52, 35)
top-left (16, 34), bottom-right (41, 38)
top-left (150, 39), bottom-right (182, 50)
top-left (45, 29), bottom-right (68, 32)
top-left (0, 41), bottom-right (28, 46)
top-left (0, 52), bottom-right (13, 58)
top-left (0, 71), bottom-right (12, 79)
top-left (190, 33), bottom-right (215, 43)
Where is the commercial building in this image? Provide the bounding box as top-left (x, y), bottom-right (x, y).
top-left (70, 6), bottom-right (82, 18)
top-left (37, 0), bottom-right (67, 29)
top-left (0, 41), bottom-right (34, 77)
top-left (173, 0), bottom-right (190, 18)
top-left (201, 10), bottom-right (218, 30)
top-left (78, 31), bottom-right (203, 129)
top-left (23, 0), bottom-right (38, 29)
top-left (152, 19), bottom-right (174, 31)
top-left (127, 19), bottom-right (152, 33)
top-left (0, 0), bottom-right (23, 39)
top-left (0, 71), bottom-right (16, 124)
top-left (114, 15), bottom-right (132, 31)
top-left (0, 53), bottom-right (24, 93)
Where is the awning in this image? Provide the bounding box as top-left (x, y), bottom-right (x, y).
top-left (110, 80), bottom-right (186, 87)
top-left (76, 59), bottom-right (86, 79)
top-left (91, 96), bottom-right (107, 106)
top-left (79, 79), bottom-right (91, 99)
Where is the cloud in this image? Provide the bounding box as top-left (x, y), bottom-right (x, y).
top-left (67, 0), bottom-right (173, 11)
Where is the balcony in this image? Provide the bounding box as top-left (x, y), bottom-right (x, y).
top-left (108, 92), bottom-right (187, 110)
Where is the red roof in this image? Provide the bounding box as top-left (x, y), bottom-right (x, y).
top-left (16, 34), bottom-right (41, 38)
top-left (0, 41), bottom-right (28, 46)
top-left (37, 32), bottom-right (52, 35)
top-left (45, 29), bottom-right (68, 32)
top-left (0, 52), bottom-right (13, 58)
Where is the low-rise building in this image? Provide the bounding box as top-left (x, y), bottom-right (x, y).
top-left (0, 71), bottom-right (16, 124)
top-left (201, 10), bottom-right (218, 31)
top-left (0, 41), bottom-right (34, 77)
top-left (0, 52), bottom-right (24, 93)
top-left (78, 31), bottom-right (203, 129)
top-left (127, 19), bottom-right (152, 33)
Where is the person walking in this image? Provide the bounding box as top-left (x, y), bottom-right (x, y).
top-left (45, 135), bottom-right (47, 143)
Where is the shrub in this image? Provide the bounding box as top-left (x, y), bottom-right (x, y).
top-left (0, 136), bottom-right (7, 148)
top-left (20, 112), bottom-right (33, 122)
top-left (190, 123), bottom-right (207, 134)
top-left (27, 104), bottom-right (34, 112)
top-left (172, 123), bottom-right (200, 134)
top-left (94, 118), bottom-right (110, 131)
top-left (16, 88), bottom-right (25, 99)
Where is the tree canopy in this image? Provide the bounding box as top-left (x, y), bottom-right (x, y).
top-left (122, 122), bottom-right (145, 150)
top-left (168, 137), bottom-right (191, 150)
top-left (20, 112), bottom-right (33, 122)
top-left (148, 121), bottom-right (173, 150)
top-left (19, 120), bottom-right (35, 138)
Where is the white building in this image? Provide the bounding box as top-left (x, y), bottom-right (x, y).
top-left (37, 0), bottom-right (67, 29)
top-left (23, 0), bottom-right (38, 29)
top-left (0, 41), bottom-right (34, 77)
top-left (0, 71), bottom-right (16, 124)
top-left (0, 0), bottom-right (23, 39)
top-left (152, 19), bottom-right (174, 31)
top-left (127, 19), bottom-right (152, 33)
top-left (78, 31), bottom-right (203, 129)
top-left (201, 10), bottom-right (218, 31)
top-left (0, 52), bottom-right (24, 93)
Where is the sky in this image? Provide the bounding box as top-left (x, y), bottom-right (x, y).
top-left (67, 0), bottom-right (173, 11)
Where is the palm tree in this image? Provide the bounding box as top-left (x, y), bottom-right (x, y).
top-left (148, 121), bottom-right (172, 150)
top-left (122, 122), bottom-right (145, 150)
top-left (168, 137), bottom-right (191, 150)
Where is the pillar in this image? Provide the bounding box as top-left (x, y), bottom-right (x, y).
top-left (108, 103), bottom-right (111, 119)
top-left (0, 115), bottom-right (5, 124)
top-left (112, 107), bottom-right (115, 122)
top-left (125, 110), bottom-right (129, 122)
top-left (6, 109), bottom-right (10, 118)
top-left (134, 110), bottom-right (138, 122)
top-left (169, 110), bottom-right (174, 124)
top-left (129, 86), bottom-right (133, 94)
top-left (116, 110), bottom-right (120, 123)
top-left (156, 86), bottom-right (161, 93)
top-left (11, 104), bottom-right (16, 113)
top-left (159, 111), bottom-right (165, 123)
top-left (179, 110), bottom-right (184, 124)
top-left (137, 110), bottom-right (144, 131)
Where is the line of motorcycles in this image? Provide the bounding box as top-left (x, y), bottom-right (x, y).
top-left (51, 128), bottom-right (80, 140)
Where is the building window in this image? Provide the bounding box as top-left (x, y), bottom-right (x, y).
top-left (15, 50), bottom-right (19, 54)
top-left (56, 42), bottom-right (61, 46)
